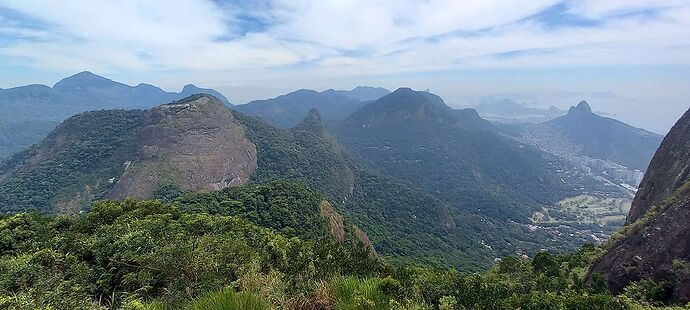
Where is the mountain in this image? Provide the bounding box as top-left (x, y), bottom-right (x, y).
top-left (626, 107), bottom-right (690, 224)
top-left (0, 93), bottom-right (584, 269)
top-left (178, 83), bottom-right (231, 104)
top-left (0, 120), bottom-right (60, 159)
top-left (0, 97), bottom-right (667, 309)
top-left (0, 71), bottom-right (231, 160)
top-left (106, 95), bottom-right (256, 200)
top-left (233, 106), bottom-right (489, 268)
top-left (234, 105), bottom-right (604, 268)
top-left (589, 107), bottom-right (690, 302)
top-left (511, 101), bottom-right (663, 172)
top-left (0, 95), bottom-right (253, 213)
top-left (233, 86), bottom-right (389, 128)
top-left (329, 86), bottom-right (391, 101)
top-left (474, 98), bottom-right (565, 123)
top-left (336, 88), bottom-right (607, 221)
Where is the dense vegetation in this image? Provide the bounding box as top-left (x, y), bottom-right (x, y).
top-left (0, 181), bottom-right (381, 309)
top-left (232, 110), bottom-right (591, 270)
top-left (0, 192), bottom-right (684, 309)
top-left (336, 88), bottom-right (611, 222)
top-left (0, 98), bottom-right (618, 271)
top-left (0, 110), bottom-right (144, 213)
top-left (233, 111), bottom-right (497, 268)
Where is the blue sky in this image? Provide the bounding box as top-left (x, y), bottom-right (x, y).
top-left (0, 0), bottom-right (689, 133)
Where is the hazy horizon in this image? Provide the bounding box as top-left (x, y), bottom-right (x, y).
top-left (1, 0), bottom-right (689, 133)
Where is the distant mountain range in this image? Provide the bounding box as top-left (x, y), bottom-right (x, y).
top-left (506, 101), bottom-right (663, 172)
top-left (233, 86), bottom-right (390, 128)
top-left (473, 98), bottom-right (565, 123)
top-left (0, 73), bottom-right (390, 159)
top-left (0, 71), bottom-right (231, 159)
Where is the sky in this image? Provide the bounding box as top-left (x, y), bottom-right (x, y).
top-left (0, 0), bottom-right (689, 134)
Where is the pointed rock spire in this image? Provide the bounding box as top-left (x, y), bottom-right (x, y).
top-left (568, 100), bottom-right (593, 115)
top-left (294, 108), bottom-right (326, 132)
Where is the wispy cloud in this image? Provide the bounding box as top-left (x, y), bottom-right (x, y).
top-left (1, 0), bottom-right (688, 74)
top-left (0, 0), bottom-right (689, 133)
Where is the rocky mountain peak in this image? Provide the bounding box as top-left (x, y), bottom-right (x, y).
top-left (306, 107), bottom-right (322, 120)
top-left (391, 87), bottom-right (415, 96)
top-left (107, 94), bottom-right (257, 199)
top-left (178, 85), bottom-right (232, 106)
top-left (166, 93), bottom-right (223, 107)
top-left (568, 100), bottom-right (593, 115)
top-left (294, 108), bottom-right (326, 133)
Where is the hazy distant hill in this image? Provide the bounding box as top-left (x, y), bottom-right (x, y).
top-left (511, 101), bottom-right (663, 171)
top-left (474, 98), bottom-right (565, 123)
top-left (0, 120), bottom-right (59, 160)
top-left (234, 86), bottom-right (390, 128)
top-left (0, 71), bottom-right (231, 159)
top-left (328, 86), bottom-right (391, 101)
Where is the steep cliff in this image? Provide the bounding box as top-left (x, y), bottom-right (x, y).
top-left (108, 95), bottom-right (257, 199)
top-left (626, 108), bottom-right (690, 223)
top-left (589, 107), bottom-right (690, 302)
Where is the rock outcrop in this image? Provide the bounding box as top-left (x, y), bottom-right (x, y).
top-left (568, 100), bottom-right (593, 114)
top-left (626, 108), bottom-right (690, 224)
top-left (108, 95), bottom-right (257, 199)
top-left (0, 94), bottom-right (256, 213)
top-left (589, 107), bottom-right (690, 302)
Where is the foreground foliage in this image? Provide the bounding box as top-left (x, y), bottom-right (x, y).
top-left (0, 181), bottom-right (687, 309)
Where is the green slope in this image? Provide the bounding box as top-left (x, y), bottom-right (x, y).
top-left (232, 109), bottom-right (569, 269)
top-left (336, 88), bottom-right (597, 222)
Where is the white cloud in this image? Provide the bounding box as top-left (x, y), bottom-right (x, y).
top-left (1, 0), bottom-right (689, 74)
top-left (0, 0), bottom-right (689, 132)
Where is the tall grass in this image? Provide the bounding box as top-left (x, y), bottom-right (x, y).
top-left (330, 276), bottom-right (388, 310)
top-left (184, 288), bottom-right (269, 310)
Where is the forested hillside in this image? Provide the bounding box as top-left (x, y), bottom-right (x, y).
top-left (0, 96), bottom-right (686, 309)
top-left (337, 88), bottom-right (617, 221)
top-left (0, 109), bottom-right (145, 213)
top-left (0, 94), bottom-right (621, 269)
top-left (233, 108), bottom-right (592, 269)
top-left (0, 95), bottom-right (252, 214)
top-left (0, 186), bottom-right (679, 309)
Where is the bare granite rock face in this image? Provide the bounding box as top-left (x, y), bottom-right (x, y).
top-left (589, 107), bottom-right (690, 302)
top-left (108, 95), bottom-right (257, 199)
top-left (627, 107), bottom-right (690, 224)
